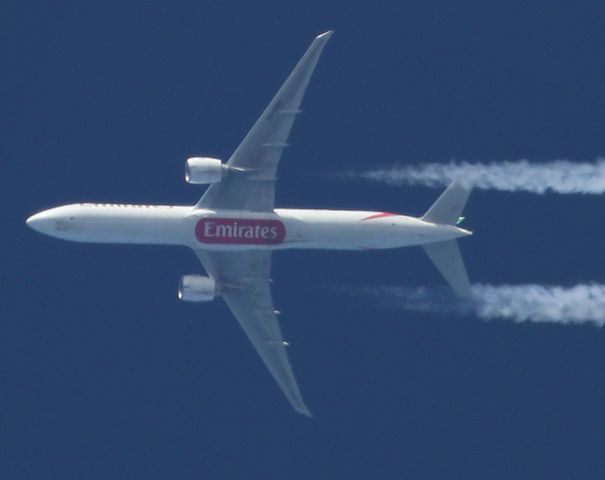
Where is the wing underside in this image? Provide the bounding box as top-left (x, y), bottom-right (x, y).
top-left (196, 31), bottom-right (333, 212)
top-left (189, 32), bottom-right (334, 416)
top-left (194, 249), bottom-right (311, 416)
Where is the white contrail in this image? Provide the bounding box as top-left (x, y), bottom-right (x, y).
top-left (344, 159), bottom-right (605, 194)
top-left (347, 284), bottom-right (605, 327)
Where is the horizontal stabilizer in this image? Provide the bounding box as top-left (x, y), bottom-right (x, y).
top-left (423, 240), bottom-right (471, 297)
top-left (422, 179), bottom-right (471, 226)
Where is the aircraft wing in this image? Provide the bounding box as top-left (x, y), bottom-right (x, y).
top-left (196, 31), bottom-right (333, 212)
top-left (193, 249), bottom-right (311, 416)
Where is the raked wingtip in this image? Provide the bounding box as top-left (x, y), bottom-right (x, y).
top-left (316, 30), bottom-right (334, 40)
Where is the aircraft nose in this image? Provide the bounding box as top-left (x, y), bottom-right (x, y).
top-left (26, 211), bottom-right (53, 234)
top-left (26, 209), bottom-right (73, 236)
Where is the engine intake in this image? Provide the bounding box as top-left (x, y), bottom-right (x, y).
top-left (185, 157), bottom-right (225, 184)
top-left (178, 275), bottom-right (217, 302)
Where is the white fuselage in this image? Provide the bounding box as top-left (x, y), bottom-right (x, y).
top-left (26, 203), bottom-right (471, 250)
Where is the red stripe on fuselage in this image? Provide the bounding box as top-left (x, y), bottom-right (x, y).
top-left (360, 212), bottom-right (398, 221)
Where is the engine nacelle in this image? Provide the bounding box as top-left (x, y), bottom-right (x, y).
top-left (178, 275), bottom-right (217, 302)
top-left (185, 157), bottom-right (225, 184)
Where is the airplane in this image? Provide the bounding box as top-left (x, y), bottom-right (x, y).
top-left (26, 31), bottom-right (473, 417)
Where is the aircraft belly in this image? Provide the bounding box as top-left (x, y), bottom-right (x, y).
top-left (44, 206), bottom-right (464, 250)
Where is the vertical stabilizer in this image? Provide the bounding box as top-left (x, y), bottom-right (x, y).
top-left (422, 179), bottom-right (471, 226)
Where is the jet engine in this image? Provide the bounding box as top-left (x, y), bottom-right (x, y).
top-left (178, 275), bottom-right (217, 302)
top-left (185, 157), bottom-right (225, 184)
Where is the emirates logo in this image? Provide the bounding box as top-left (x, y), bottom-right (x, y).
top-left (196, 218), bottom-right (286, 245)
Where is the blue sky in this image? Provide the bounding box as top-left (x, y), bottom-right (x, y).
top-left (4, 1), bottom-right (605, 478)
